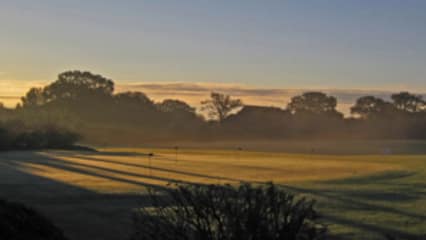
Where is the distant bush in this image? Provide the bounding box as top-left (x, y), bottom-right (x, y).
top-left (131, 183), bottom-right (327, 240)
top-left (14, 128), bottom-right (80, 150)
top-left (0, 121), bottom-right (80, 150)
top-left (0, 199), bottom-right (68, 240)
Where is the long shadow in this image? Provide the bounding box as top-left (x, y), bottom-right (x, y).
top-left (279, 169), bottom-right (426, 239)
top-left (283, 184), bottom-right (426, 220)
top-left (3, 150), bottom-right (424, 240)
top-left (0, 151), bottom-right (170, 240)
top-left (325, 214), bottom-right (424, 240)
top-left (326, 170), bottom-right (416, 185)
top-left (16, 155), bottom-right (198, 187)
top-left (70, 151), bottom-right (426, 238)
top-left (92, 151), bottom-right (149, 157)
top-left (68, 153), bottom-right (246, 183)
top-left (6, 156), bottom-right (168, 192)
top-left (322, 170), bottom-right (426, 200)
top-left (53, 150), bottom-right (282, 179)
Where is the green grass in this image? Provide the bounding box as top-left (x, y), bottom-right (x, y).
top-left (290, 159), bottom-right (426, 239)
top-left (0, 147), bottom-right (424, 240)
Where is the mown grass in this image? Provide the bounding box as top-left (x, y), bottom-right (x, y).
top-left (0, 147), bottom-right (424, 239)
top-left (289, 157), bottom-right (426, 239)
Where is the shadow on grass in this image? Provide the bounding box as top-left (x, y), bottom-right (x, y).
top-left (55, 151), bottom-right (246, 183)
top-left (60, 150), bottom-right (426, 239)
top-left (326, 171), bottom-right (416, 185)
top-left (324, 214), bottom-right (423, 240)
top-left (0, 151), bottom-right (172, 240)
top-left (1, 150), bottom-right (425, 240)
top-left (281, 169), bottom-right (426, 240)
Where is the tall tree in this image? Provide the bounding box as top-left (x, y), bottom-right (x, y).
top-left (350, 96), bottom-right (395, 119)
top-left (21, 87), bottom-right (46, 108)
top-left (157, 99), bottom-right (196, 114)
top-left (391, 92), bottom-right (425, 113)
top-left (201, 92), bottom-right (242, 121)
top-left (114, 91), bottom-right (153, 106)
top-left (44, 70), bottom-right (114, 101)
top-left (287, 92), bottom-right (340, 116)
top-left (113, 92), bottom-right (156, 119)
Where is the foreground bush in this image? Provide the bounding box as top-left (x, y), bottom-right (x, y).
top-left (131, 183), bottom-right (327, 240)
top-left (0, 199), bottom-right (68, 240)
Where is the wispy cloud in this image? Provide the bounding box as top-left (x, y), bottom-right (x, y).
top-left (0, 80), bottom-right (47, 95)
top-left (2, 80), bottom-right (425, 115)
top-left (117, 82), bottom-right (426, 115)
top-left (0, 79), bottom-right (48, 107)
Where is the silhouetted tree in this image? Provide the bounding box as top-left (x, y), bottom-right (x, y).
top-left (131, 183), bottom-right (326, 240)
top-left (157, 99), bottom-right (196, 114)
top-left (201, 92), bottom-right (242, 121)
top-left (155, 99), bottom-right (204, 138)
top-left (114, 91), bottom-right (153, 106)
top-left (43, 70), bottom-right (114, 102)
top-left (8, 70), bottom-right (426, 142)
top-left (391, 92), bottom-right (425, 113)
top-left (287, 92), bottom-right (341, 117)
top-left (21, 87), bottom-right (46, 108)
top-left (351, 96), bottom-right (395, 119)
top-left (0, 102), bottom-right (13, 117)
top-left (223, 106), bottom-right (291, 139)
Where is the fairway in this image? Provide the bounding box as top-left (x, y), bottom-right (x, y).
top-left (0, 149), bottom-right (425, 240)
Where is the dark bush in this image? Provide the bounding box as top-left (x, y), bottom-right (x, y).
top-left (0, 199), bottom-right (68, 240)
top-left (0, 121), bottom-right (80, 150)
top-left (131, 183), bottom-right (327, 240)
top-left (0, 127), bottom-right (13, 150)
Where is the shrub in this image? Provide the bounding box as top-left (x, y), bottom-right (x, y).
top-left (13, 126), bottom-right (80, 150)
top-left (131, 183), bottom-right (327, 240)
top-left (0, 121), bottom-right (80, 150)
top-left (0, 127), bottom-right (13, 150)
top-left (0, 199), bottom-right (68, 240)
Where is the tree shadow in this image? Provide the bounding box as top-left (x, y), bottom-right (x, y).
top-left (280, 170), bottom-right (426, 240)
top-left (2, 150), bottom-right (425, 240)
top-left (94, 151), bottom-right (149, 157)
top-left (0, 151), bottom-right (170, 240)
top-left (58, 151), bottom-right (246, 183)
top-left (326, 170), bottom-right (416, 185)
top-left (325, 214), bottom-right (424, 240)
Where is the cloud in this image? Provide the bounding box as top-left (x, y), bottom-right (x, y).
top-left (0, 96), bottom-right (21, 107)
top-left (0, 80), bottom-right (47, 95)
top-left (116, 82), bottom-right (426, 115)
top-left (1, 80), bottom-right (425, 115)
top-left (0, 79), bottom-right (48, 107)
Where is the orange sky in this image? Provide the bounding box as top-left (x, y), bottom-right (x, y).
top-left (3, 80), bottom-right (423, 116)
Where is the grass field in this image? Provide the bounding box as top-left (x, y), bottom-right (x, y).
top-left (0, 147), bottom-right (425, 240)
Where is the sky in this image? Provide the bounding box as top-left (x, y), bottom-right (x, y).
top-left (1, 0), bottom-right (426, 111)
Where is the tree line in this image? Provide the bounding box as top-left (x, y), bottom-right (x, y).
top-left (0, 70), bottom-right (425, 145)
